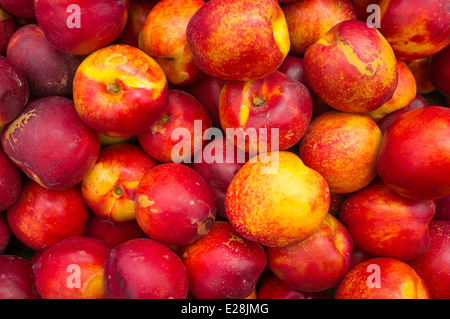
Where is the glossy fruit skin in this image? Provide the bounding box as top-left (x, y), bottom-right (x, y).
top-left (183, 74), bottom-right (226, 129)
top-left (428, 45), bottom-right (450, 97)
top-left (186, 0), bottom-right (290, 81)
top-left (6, 24), bottom-right (82, 98)
top-left (34, 0), bottom-right (130, 56)
top-left (193, 137), bottom-right (246, 218)
top-left (138, 0), bottom-right (205, 86)
top-left (377, 94), bottom-right (429, 135)
top-left (406, 57), bottom-right (436, 95)
top-left (377, 106), bottom-right (450, 200)
top-left (180, 221), bottom-right (267, 299)
top-left (0, 0), bottom-right (447, 302)
top-left (299, 111), bottom-right (382, 194)
top-left (73, 44), bottom-right (169, 138)
top-left (81, 143), bottom-right (158, 222)
top-left (377, 0), bottom-right (450, 60)
top-left (0, 0), bottom-right (34, 19)
top-left (103, 238), bottom-right (189, 299)
top-left (135, 163), bottom-right (216, 246)
top-left (7, 181), bottom-right (90, 251)
top-left (366, 59), bottom-right (417, 123)
top-left (340, 182), bottom-right (435, 261)
top-left (115, 0), bottom-right (158, 48)
top-left (303, 20), bottom-right (398, 114)
top-left (32, 236), bottom-right (112, 299)
top-left (277, 55), bottom-right (307, 85)
top-left (434, 195), bottom-right (450, 221)
top-left (85, 215), bottom-right (146, 248)
top-left (0, 6), bottom-right (16, 55)
top-left (0, 255), bottom-right (40, 299)
top-left (282, 0), bottom-right (356, 56)
top-left (0, 146), bottom-right (22, 212)
top-left (267, 214), bottom-right (354, 292)
top-left (1, 96), bottom-right (101, 191)
top-left (408, 221), bottom-right (450, 299)
top-left (138, 89), bottom-right (212, 164)
top-left (225, 151), bottom-right (330, 247)
top-left (219, 70), bottom-right (312, 154)
top-left (0, 55), bottom-right (29, 127)
top-left (335, 257), bottom-right (431, 299)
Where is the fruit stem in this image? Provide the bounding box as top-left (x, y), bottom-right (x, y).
top-left (253, 96), bottom-right (266, 107)
top-left (160, 114), bottom-right (170, 123)
top-left (106, 83), bottom-right (121, 94)
top-left (114, 187), bottom-right (123, 197)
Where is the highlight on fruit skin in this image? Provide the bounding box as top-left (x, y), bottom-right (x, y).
top-left (376, 0), bottom-right (450, 60)
top-left (298, 111), bottom-right (382, 194)
top-left (282, 0), bottom-right (357, 56)
top-left (72, 44), bottom-right (169, 138)
top-left (334, 257), bottom-right (431, 299)
top-left (138, 0), bottom-right (205, 86)
top-left (225, 151), bottom-right (330, 247)
top-left (303, 19), bottom-right (398, 114)
top-left (186, 0), bottom-right (291, 81)
top-left (377, 106), bottom-right (450, 201)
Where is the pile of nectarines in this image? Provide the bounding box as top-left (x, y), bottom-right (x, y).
top-left (0, 0), bottom-right (449, 301)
